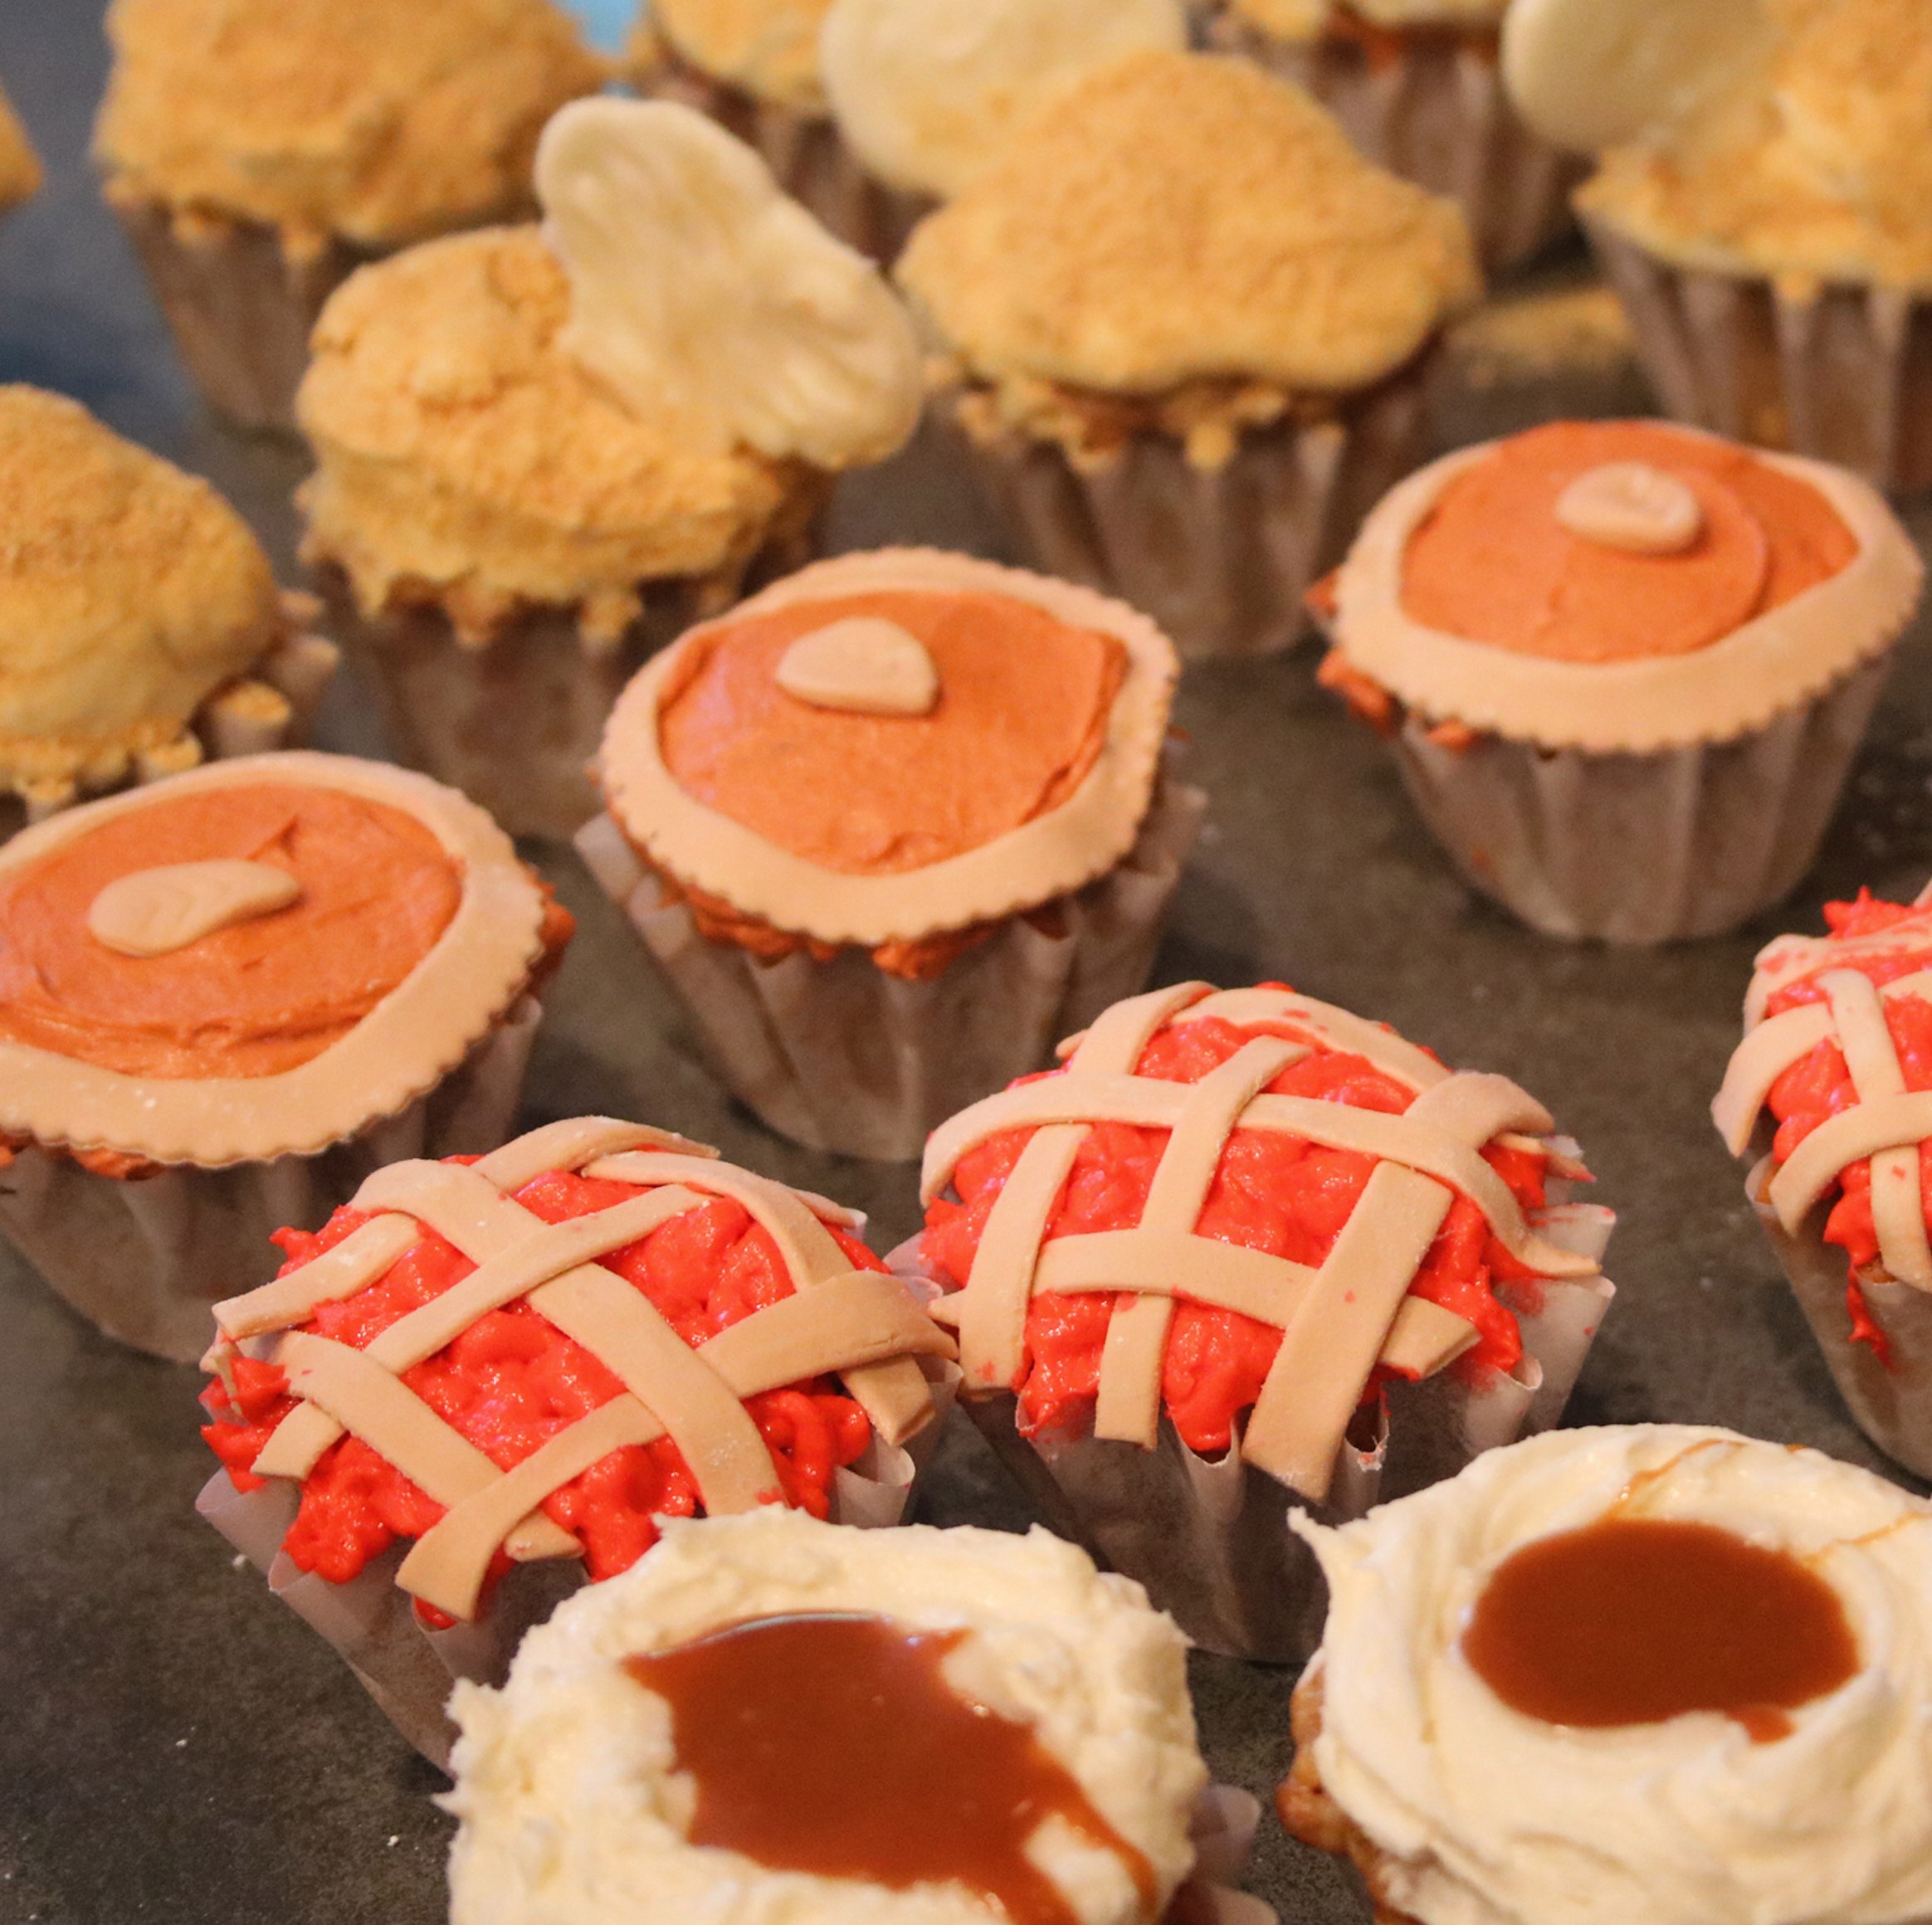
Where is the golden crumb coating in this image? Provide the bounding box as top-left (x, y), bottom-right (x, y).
top-left (0, 82), bottom-right (41, 215)
top-left (896, 51), bottom-right (1479, 402)
top-left (296, 227), bottom-right (805, 639)
top-left (94, 0), bottom-right (606, 250)
top-left (1231, 0), bottom-right (1505, 37)
top-left (646, 0), bottom-right (834, 109)
top-left (0, 387), bottom-right (282, 790)
top-left (1580, 0), bottom-right (1932, 290)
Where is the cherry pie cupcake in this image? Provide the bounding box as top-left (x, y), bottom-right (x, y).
top-left (198, 1118), bottom-right (959, 1765)
top-left (895, 979), bottom-right (1614, 1659)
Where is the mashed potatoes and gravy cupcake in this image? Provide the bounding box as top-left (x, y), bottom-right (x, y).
top-left (1281, 1425), bottom-right (1932, 1925)
top-left (93, 0), bottom-right (604, 431)
top-left (296, 97), bottom-right (923, 839)
top-left (896, 50), bottom-right (1479, 660)
top-left (1316, 419), bottom-right (1922, 942)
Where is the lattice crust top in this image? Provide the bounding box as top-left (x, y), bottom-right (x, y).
top-left (1715, 883), bottom-right (1932, 1292)
top-left (206, 1118), bottom-right (956, 1621)
top-left (922, 983), bottom-right (1601, 1503)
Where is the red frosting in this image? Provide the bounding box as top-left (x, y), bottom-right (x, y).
top-left (920, 994), bottom-right (1566, 1455)
top-left (202, 1162), bottom-right (881, 1615)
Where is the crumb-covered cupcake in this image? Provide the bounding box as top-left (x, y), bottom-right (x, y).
top-left (895, 979), bottom-right (1614, 1659)
top-left (1203, 0), bottom-right (1583, 272)
top-left (0, 752), bottom-right (571, 1361)
top-left (0, 80), bottom-right (42, 217)
top-left (896, 50), bottom-right (1480, 660)
top-left (1510, 0), bottom-right (1932, 494)
top-left (1281, 1425), bottom-right (1932, 1925)
top-left (198, 1125), bottom-right (959, 1765)
top-left (447, 1510), bottom-right (1273, 1923)
top-left (578, 548), bottom-right (1200, 1161)
top-left (0, 387), bottom-right (339, 841)
top-left (1715, 888), bottom-right (1932, 1478)
top-left (297, 97), bottom-right (924, 841)
top-left (1316, 419), bottom-right (1923, 943)
top-left (93, 0), bottom-right (605, 431)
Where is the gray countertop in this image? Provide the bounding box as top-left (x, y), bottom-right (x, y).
top-left (4, 9), bottom-right (1930, 1924)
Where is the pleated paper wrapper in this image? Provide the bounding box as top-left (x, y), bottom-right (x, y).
top-left (1207, 13), bottom-right (1581, 273)
top-left (197, 1361), bottom-right (961, 1771)
top-left (0, 997), bottom-right (541, 1365)
top-left (1585, 214), bottom-right (1932, 499)
top-left (893, 1204), bottom-right (1613, 1662)
top-left (943, 378), bottom-right (1432, 661)
top-left (575, 772), bottom-right (1207, 1162)
top-left (1749, 1153), bottom-right (1932, 1481)
top-left (1388, 651), bottom-right (1891, 943)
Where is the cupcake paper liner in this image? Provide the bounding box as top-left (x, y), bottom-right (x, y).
top-left (895, 1206), bottom-right (1612, 1662)
top-left (0, 996), bottom-right (540, 1363)
top-left (945, 378), bottom-right (1432, 661)
top-left (110, 197), bottom-right (374, 435)
top-left (1208, 15), bottom-right (1581, 274)
top-left (575, 771), bottom-right (1206, 1161)
top-left (1388, 652), bottom-right (1891, 943)
top-left (1585, 215), bottom-right (1932, 499)
top-left (1749, 1155), bottom-right (1932, 1480)
top-left (197, 1360), bottom-right (961, 1770)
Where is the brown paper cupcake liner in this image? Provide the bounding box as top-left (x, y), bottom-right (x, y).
top-left (894, 1206), bottom-right (1612, 1661)
top-left (1749, 1155), bottom-right (1932, 1480)
top-left (0, 997), bottom-right (539, 1363)
top-left (944, 377), bottom-right (1432, 661)
top-left (1585, 215), bottom-right (1932, 498)
top-left (632, 56), bottom-right (929, 262)
top-left (109, 196), bottom-right (379, 435)
top-left (1208, 14), bottom-right (1581, 273)
top-left (198, 1358), bottom-right (961, 1770)
top-left (1388, 651), bottom-right (1891, 943)
top-left (576, 771), bottom-right (1206, 1161)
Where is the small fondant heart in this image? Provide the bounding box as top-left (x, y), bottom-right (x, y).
top-left (1554, 462), bottom-right (1705, 555)
top-left (776, 616), bottom-right (941, 717)
top-left (89, 860), bottom-right (304, 958)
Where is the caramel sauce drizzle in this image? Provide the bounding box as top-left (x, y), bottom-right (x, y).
top-left (626, 1613), bottom-right (1158, 1925)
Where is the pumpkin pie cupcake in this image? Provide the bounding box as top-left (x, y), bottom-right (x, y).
top-left (0, 387), bottom-right (339, 842)
top-left (93, 0), bottom-right (604, 433)
top-left (1203, 0), bottom-right (1583, 272)
top-left (1715, 887), bottom-right (1932, 1479)
top-left (1281, 1425), bottom-right (1932, 1925)
top-left (0, 81), bottom-right (41, 218)
top-left (446, 1509), bottom-right (1276, 1922)
top-left (0, 751), bottom-right (572, 1362)
top-left (1315, 419), bottom-right (1922, 943)
top-left (198, 1123), bottom-right (959, 1765)
top-left (895, 978), bottom-right (1615, 1659)
top-left (578, 547), bottom-right (1199, 1161)
top-left (895, 50), bottom-right (1480, 660)
top-left (297, 95), bottom-right (924, 841)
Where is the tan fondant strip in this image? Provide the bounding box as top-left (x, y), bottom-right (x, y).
top-left (1033, 1231), bottom-right (1318, 1326)
top-left (1379, 1295), bottom-right (1480, 1378)
top-left (1747, 933), bottom-right (1932, 1028)
top-left (1871, 1145), bottom-right (1932, 1291)
top-left (1712, 1003), bottom-right (1836, 1155)
top-left (1769, 1092), bottom-right (1932, 1227)
top-left (476, 1118), bottom-right (718, 1193)
top-left (352, 1159), bottom-right (544, 1265)
top-left (249, 1397), bottom-right (349, 1482)
top-left (214, 1214), bottom-right (421, 1341)
top-left (1173, 989), bottom-right (1451, 1094)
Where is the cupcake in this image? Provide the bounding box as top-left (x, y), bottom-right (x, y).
top-left (92, 0), bottom-right (605, 433)
top-left (1508, 0), bottom-right (1932, 494)
top-left (1315, 418), bottom-right (1923, 943)
top-left (197, 1126), bottom-right (959, 1767)
top-left (446, 1508), bottom-right (1273, 1923)
top-left (895, 978), bottom-right (1614, 1659)
top-left (0, 387), bottom-right (339, 841)
top-left (1281, 1425), bottom-right (1932, 1925)
top-left (1203, 0), bottom-right (1583, 273)
top-left (577, 547), bottom-right (1202, 1162)
top-left (1713, 887), bottom-right (1932, 1479)
top-left (0, 81), bottom-right (41, 217)
top-left (297, 96), bottom-right (924, 841)
top-left (895, 50), bottom-right (1480, 660)
top-left (0, 751), bottom-right (571, 1362)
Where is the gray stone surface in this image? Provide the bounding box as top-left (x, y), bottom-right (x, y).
top-left (2, 7), bottom-right (1930, 1924)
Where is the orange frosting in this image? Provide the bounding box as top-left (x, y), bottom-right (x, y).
top-left (0, 783), bottom-right (461, 1079)
top-left (1401, 422), bottom-right (1857, 664)
top-left (658, 589), bottom-right (1125, 875)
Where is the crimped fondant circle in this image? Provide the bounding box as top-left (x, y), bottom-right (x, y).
top-left (1332, 428), bottom-right (1924, 753)
top-left (598, 548), bottom-right (1181, 945)
top-left (0, 752), bottom-right (547, 1167)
